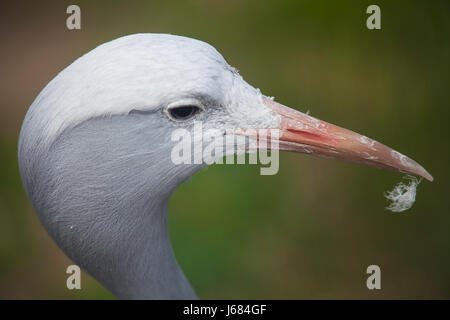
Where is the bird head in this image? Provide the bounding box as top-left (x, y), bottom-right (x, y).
top-left (20, 33), bottom-right (432, 184)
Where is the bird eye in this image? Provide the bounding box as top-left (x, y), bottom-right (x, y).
top-left (168, 105), bottom-right (201, 121)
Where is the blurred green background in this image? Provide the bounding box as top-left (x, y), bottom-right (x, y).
top-left (0, 0), bottom-right (449, 299)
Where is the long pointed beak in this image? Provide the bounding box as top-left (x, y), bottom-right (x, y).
top-left (260, 97), bottom-right (433, 181)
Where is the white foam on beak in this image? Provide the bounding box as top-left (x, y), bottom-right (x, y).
top-left (385, 175), bottom-right (421, 213)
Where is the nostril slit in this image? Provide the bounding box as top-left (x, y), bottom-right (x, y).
top-left (286, 128), bottom-right (333, 144)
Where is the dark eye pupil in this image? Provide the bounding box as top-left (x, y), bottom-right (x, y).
top-left (169, 106), bottom-right (198, 120)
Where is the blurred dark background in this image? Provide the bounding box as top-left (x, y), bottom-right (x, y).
top-left (0, 0), bottom-right (449, 299)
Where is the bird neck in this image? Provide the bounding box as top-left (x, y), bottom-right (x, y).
top-left (96, 199), bottom-right (197, 299)
top-left (25, 115), bottom-right (201, 299)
